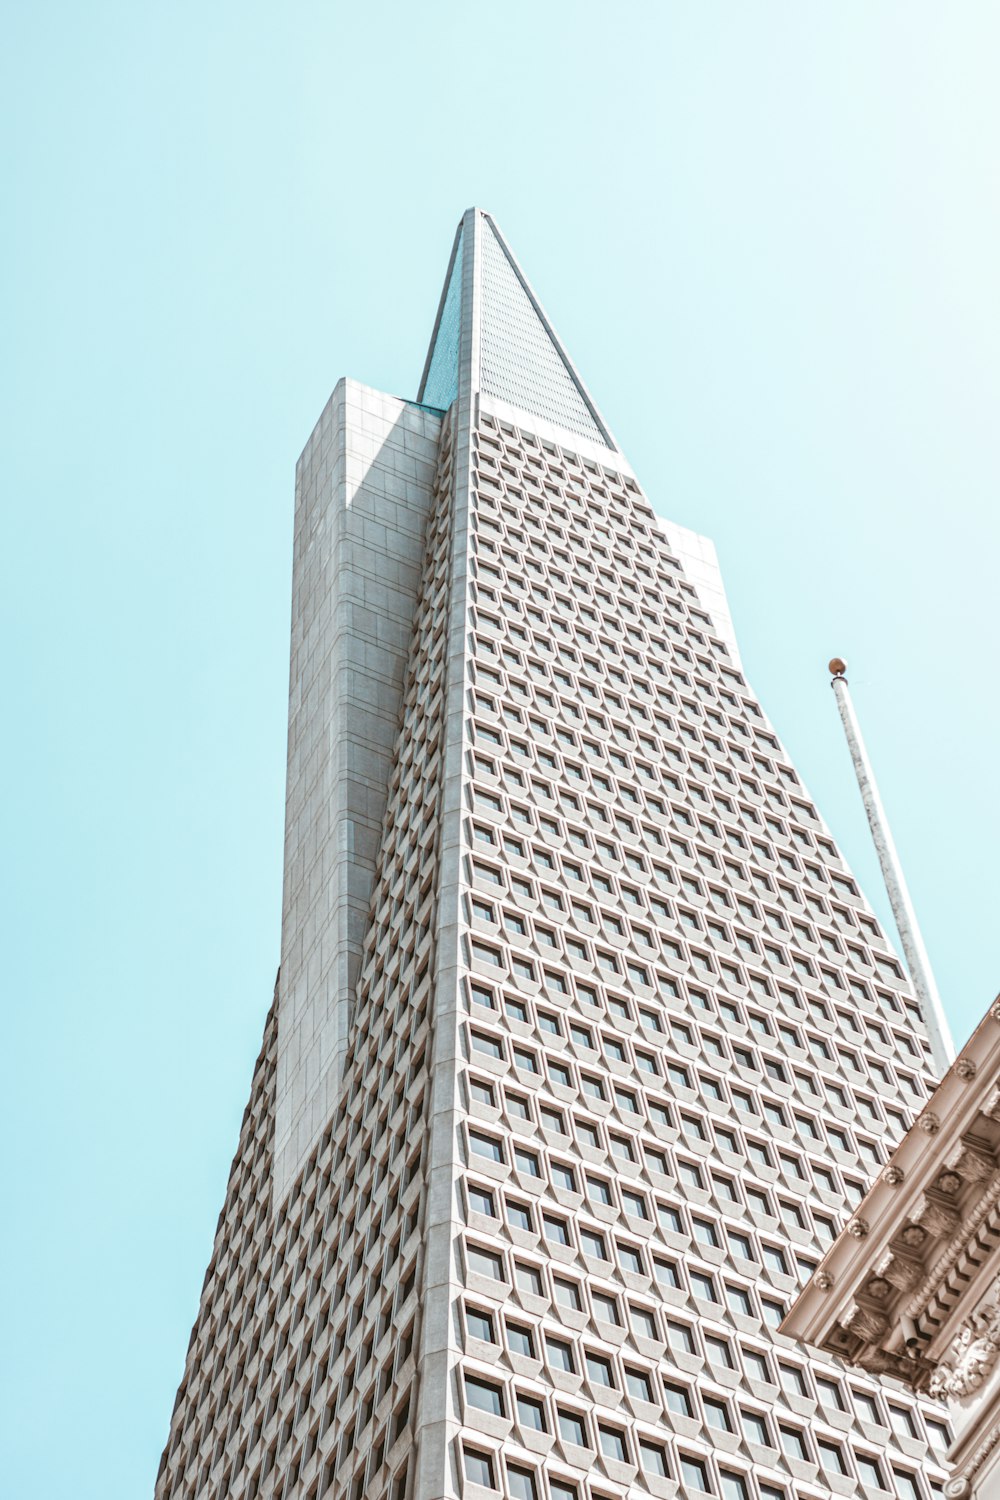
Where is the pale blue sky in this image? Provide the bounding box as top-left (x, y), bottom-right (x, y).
top-left (3, 4), bottom-right (999, 1496)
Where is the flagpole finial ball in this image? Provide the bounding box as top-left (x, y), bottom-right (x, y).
top-left (829, 658), bottom-right (848, 678)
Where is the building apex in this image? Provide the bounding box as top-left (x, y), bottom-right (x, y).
top-left (417, 209), bottom-right (618, 452)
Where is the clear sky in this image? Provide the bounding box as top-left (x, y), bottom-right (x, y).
top-left (3, 4), bottom-right (999, 1495)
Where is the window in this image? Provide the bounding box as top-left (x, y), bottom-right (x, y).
top-left (546, 1336), bottom-right (575, 1372)
top-left (515, 1262), bottom-right (543, 1297)
top-left (728, 1229), bottom-right (754, 1260)
top-left (778, 1362), bottom-right (808, 1398)
top-left (625, 1367), bottom-right (653, 1402)
top-left (741, 1408), bottom-right (770, 1445)
top-left (543, 1215), bottom-right (570, 1246)
top-left (465, 1375), bottom-right (504, 1416)
top-left (726, 1284), bottom-right (753, 1318)
top-left (630, 1303), bottom-right (658, 1340)
top-left (464, 1448), bottom-right (495, 1487)
top-left (761, 1297), bottom-right (784, 1328)
top-left (889, 1405), bottom-right (918, 1441)
top-left (466, 1306), bottom-right (496, 1342)
top-left (705, 1397), bottom-right (732, 1432)
top-left (856, 1455), bottom-right (885, 1488)
top-left (744, 1348), bottom-right (771, 1383)
top-left (691, 1270), bottom-right (718, 1303)
top-left (516, 1395), bottom-right (546, 1432)
top-left (470, 1078), bottom-right (496, 1107)
top-left (680, 1454), bottom-right (711, 1491)
top-left (617, 1242), bottom-right (644, 1276)
top-left (558, 1408), bottom-right (587, 1446)
top-left (598, 1426), bottom-right (628, 1463)
top-left (507, 1323), bottom-right (535, 1358)
top-left (666, 1318), bottom-right (696, 1353)
top-left (581, 1228), bottom-right (609, 1259)
top-left (853, 1389), bottom-right (882, 1424)
top-left (592, 1291), bottom-right (621, 1325)
top-left (469, 1130), bottom-right (503, 1162)
top-left (705, 1334), bottom-right (734, 1368)
top-left (659, 1203), bottom-right (683, 1234)
top-left (694, 1217), bottom-right (720, 1248)
top-left (778, 1425), bottom-right (808, 1462)
top-left (664, 1380), bottom-right (693, 1417)
top-left (467, 1246), bottom-right (504, 1281)
top-left (816, 1376), bottom-right (844, 1410)
top-left (507, 1467), bottom-right (537, 1500)
top-left (818, 1440), bottom-right (847, 1475)
top-left (720, 1476), bottom-right (749, 1500)
top-left (554, 1278), bottom-right (582, 1311)
top-left (506, 1200), bottom-right (533, 1232)
top-left (639, 1441), bottom-right (669, 1477)
top-left (586, 1352), bottom-right (615, 1387)
top-left (468, 1185), bottom-right (496, 1217)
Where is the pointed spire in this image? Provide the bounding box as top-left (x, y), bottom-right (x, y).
top-left (418, 209), bottom-right (618, 452)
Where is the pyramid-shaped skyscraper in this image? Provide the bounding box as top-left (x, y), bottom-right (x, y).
top-left (156, 210), bottom-right (952, 1500)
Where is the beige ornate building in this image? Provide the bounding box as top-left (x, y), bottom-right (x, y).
top-left (783, 1003), bottom-right (1000, 1497)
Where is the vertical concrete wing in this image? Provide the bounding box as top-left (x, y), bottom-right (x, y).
top-left (276, 380), bottom-right (443, 1199)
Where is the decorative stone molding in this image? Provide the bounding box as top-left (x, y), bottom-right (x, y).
top-left (814, 1271), bottom-right (834, 1291)
top-left (883, 1164), bottom-right (905, 1186)
top-left (956, 1058), bottom-right (977, 1081)
top-left (846, 1217), bottom-right (869, 1239)
top-left (918, 1111), bottom-right (942, 1135)
top-left (929, 1294), bottom-right (1000, 1399)
top-left (948, 1417), bottom-right (1000, 1495)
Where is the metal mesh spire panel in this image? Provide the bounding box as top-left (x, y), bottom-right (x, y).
top-left (479, 218), bottom-right (608, 447)
top-left (421, 226), bottom-right (463, 412)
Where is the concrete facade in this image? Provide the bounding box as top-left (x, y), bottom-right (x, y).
top-left (277, 381), bottom-right (441, 1199)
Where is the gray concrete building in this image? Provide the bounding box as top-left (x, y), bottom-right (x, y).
top-left (156, 210), bottom-right (952, 1500)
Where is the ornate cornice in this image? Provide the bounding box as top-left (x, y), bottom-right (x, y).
top-left (905, 1168), bottom-right (1000, 1321)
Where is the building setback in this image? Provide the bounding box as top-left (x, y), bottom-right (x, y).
top-left (156, 210), bottom-right (952, 1500)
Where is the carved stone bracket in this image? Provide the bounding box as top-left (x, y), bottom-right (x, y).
top-left (981, 1085), bottom-right (1000, 1125)
top-left (946, 1136), bottom-right (997, 1185)
top-left (856, 1345), bottom-right (928, 1387)
top-left (875, 1250), bottom-right (923, 1293)
top-left (909, 1192), bottom-right (962, 1239)
top-left (839, 1299), bottom-right (889, 1345)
